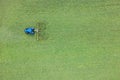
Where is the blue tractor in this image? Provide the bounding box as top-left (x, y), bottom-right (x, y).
top-left (24, 22), bottom-right (42, 40)
top-left (24, 27), bottom-right (35, 35)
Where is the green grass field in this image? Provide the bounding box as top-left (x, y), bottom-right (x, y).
top-left (0, 0), bottom-right (120, 80)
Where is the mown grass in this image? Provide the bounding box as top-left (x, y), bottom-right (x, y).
top-left (0, 0), bottom-right (120, 80)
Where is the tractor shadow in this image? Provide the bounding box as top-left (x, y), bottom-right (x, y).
top-left (36, 22), bottom-right (49, 40)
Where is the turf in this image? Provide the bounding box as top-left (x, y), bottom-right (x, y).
top-left (0, 0), bottom-right (120, 80)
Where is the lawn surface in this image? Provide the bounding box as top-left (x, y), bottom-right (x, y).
top-left (0, 0), bottom-right (120, 80)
